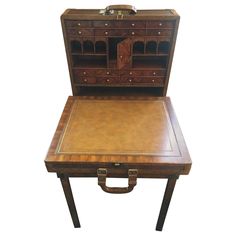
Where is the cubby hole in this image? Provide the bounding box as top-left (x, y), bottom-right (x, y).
top-left (146, 41), bottom-right (157, 54)
top-left (158, 41), bottom-right (170, 54)
top-left (95, 41), bottom-right (107, 54)
top-left (133, 41), bottom-right (144, 54)
top-left (133, 56), bottom-right (167, 68)
top-left (71, 40), bottom-right (82, 53)
top-left (83, 40), bottom-right (94, 53)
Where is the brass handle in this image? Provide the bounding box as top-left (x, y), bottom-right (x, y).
top-left (97, 168), bottom-right (138, 194)
top-left (105, 5), bottom-right (137, 15)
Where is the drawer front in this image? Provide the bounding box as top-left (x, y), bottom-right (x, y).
top-left (75, 77), bottom-right (97, 84)
top-left (120, 70), bottom-right (166, 76)
top-left (120, 70), bottom-right (143, 76)
top-left (119, 77), bottom-right (135, 84)
top-left (93, 21), bottom-right (146, 28)
top-left (118, 77), bottom-right (164, 86)
top-left (118, 21), bottom-right (146, 28)
top-left (141, 77), bottom-right (165, 85)
top-left (65, 20), bottom-right (93, 28)
top-left (74, 69), bottom-right (95, 77)
top-left (128, 29), bottom-right (146, 36)
top-left (96, 77), bottom-right (119, 84)
top-left (146, 29), bottom-right (172, 36)
top-left (93, 21), bottom-right (115, 28)
top-left (77, 29), bottom-right (94, 36)
top-left (95, 69), bottom-right (119, 76)
top-left (94, 29), bottom-right (129, 37)
top-left (50, 165), bottom-right (182, 177)
top-left (146, 21), bottom-right (175, 28)
top-left (120, 76), bottom-right (164, 86)
top-left (142, 70), bottom-right (166, 76)
top-left (68, 29), bottom-right (94, 36)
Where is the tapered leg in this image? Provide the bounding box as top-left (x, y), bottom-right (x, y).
top-left (59, 174), bottom-right (81, 228)
top-left (156, 176), bottom-right (178, 231)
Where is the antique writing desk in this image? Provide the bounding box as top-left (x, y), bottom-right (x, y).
top-left (45, 6), bottom-right (191, 231)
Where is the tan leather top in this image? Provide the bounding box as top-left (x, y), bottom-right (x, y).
top-left (56, 98), bottom-right (179, 156)
top-left (45, 96), bottom-right (191, 174)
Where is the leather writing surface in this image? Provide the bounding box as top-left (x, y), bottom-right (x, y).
top-left (56, 98), bottom-right (180, 156)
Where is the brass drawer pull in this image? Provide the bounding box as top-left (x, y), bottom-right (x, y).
top-left (97, 168), bottom-right (138, 194)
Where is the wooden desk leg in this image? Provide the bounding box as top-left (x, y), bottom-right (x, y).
top-left (156, 176), bottom-right (178, 231)
top-left (58, 174), bottom-right (81, 228)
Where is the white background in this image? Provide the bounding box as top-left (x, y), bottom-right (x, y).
top-left (0, 0), bottom-right (236, 235)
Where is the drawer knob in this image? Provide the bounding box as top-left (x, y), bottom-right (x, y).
top-left (83, 79), bottom-right (88, 82)
top-left (77, 23), bottom-right (81, 26)
top-left (159, 22), bottom-right (162, 26)
top-left (114, 163), bottom-right (121, 167)
top-left (129, 72), bottom-right (133, 75)
top-left (105, 23), bottom-right (108, 26)
top-left (131, 23), bottom-right (135, 27)
top-left (131, 31), bottom-right (135, 35)
top-left (158, 31), bottom-right (161, 35)
top-left (106, 79), bottom-right (110, 82)
top-left (120, 55), bottom-right (123, 59)
top-left (106, 71), bottom-right (110, 75)
top-left (129, 79), bottom-right (132, 82)
top-left (83, 71), bottom-right (87, 75)
top-left (152, 79), bottom-right (155, 83)
top-left (78, 31), bottom-right (82, 35)
top-left (153, 72), bottom-right (156, 75)
top-left (105, 31), bottom-right (108, 35)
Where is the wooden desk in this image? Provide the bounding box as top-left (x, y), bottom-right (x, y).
top-left (45, 96), bottom-right (191, 231)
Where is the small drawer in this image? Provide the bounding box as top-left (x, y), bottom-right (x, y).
top-left (65, 20), bottom-right (93, 28)
top-left (121, 70), bottom-right (165, 77)
top-left (118, 21), bottom-right (146, 28)
top-left (95, 70), bottom-right (119, 76)
top-left (77, 29), bottom-right (94, 36)
top-left (129, 29), bottom-right (146, 36)
top-left (74, 69), bottom-right (95, 77)
top-left (146, 29), bottom-right (172, 36)
top-left (119, 77), bottom-right (135, 84)
top-left (132, 77), bottom-right (143, 83)
top-left (96, 77), bottom-right (118, 84)
top-left (94, 29), bottom-right (129, 37)
top-left (120, 70), bottom-right (143, 76)
top-left (142, 70), bottom-right (166, 76)
top-left (141, 77), bottom-right (165, 85)
top-left (146, 21), bottom-right (175, 28)
top-left (93, 21), bottom-right (115, 28)
top-left (75, 77), bottom-right (97, 84)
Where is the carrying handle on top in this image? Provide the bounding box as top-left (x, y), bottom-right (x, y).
top-left (105, 5), bottom-right (137, 15)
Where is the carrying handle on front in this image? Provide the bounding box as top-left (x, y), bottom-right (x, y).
top-left (104, 5), bottom-right (137, 15)
top-left (97, 168), bottom-right (138, 194)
